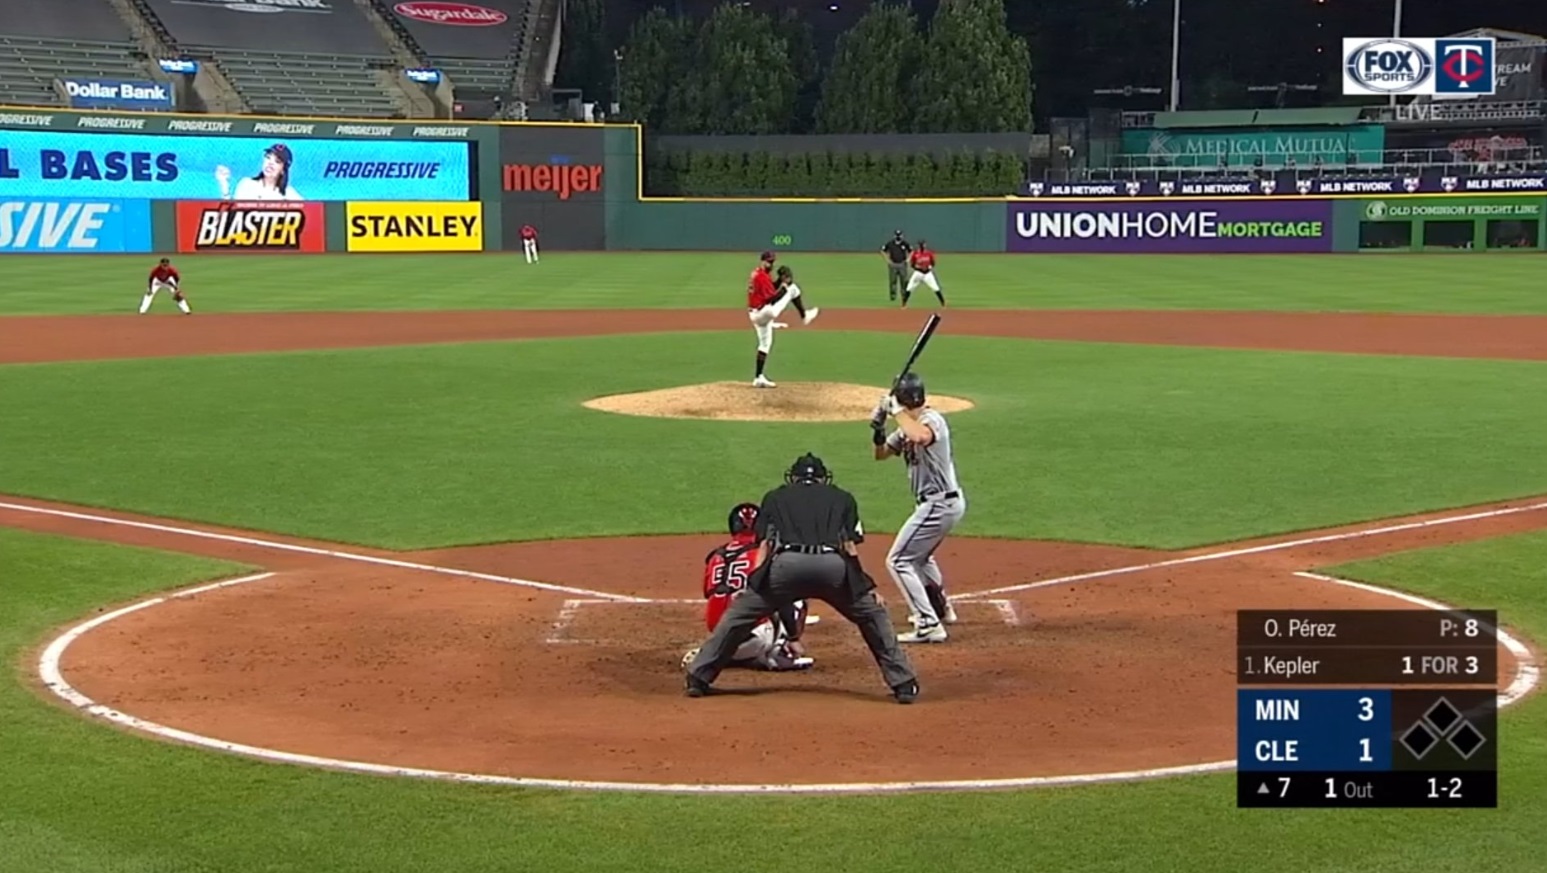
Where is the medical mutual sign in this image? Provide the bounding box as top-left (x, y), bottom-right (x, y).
top-left (60, 79), bottom-right (175, 111)
top-left (1005, 200), bottom-right (1335, 253)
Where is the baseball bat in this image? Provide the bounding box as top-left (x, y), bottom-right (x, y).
top-left (892, 313), bottom-right (941, 389)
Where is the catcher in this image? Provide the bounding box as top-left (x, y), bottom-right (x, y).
top-left (681, 502), bottom-right (814, 672)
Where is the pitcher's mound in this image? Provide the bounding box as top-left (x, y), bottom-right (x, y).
top-left (583, 381), bottom-right (976, 422)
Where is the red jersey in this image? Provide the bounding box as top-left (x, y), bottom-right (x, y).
top-left (520, 225), bottom-right (537, 240)
top-left (149, 264), bottom-right (179, 283)
top-left (747, 267), bottom-right (779, 309)
top-left (910, 250), bottom-right (935, 272)
top-left (702, 534), bottom-right (768, 631)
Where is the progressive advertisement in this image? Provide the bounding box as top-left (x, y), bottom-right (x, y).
top-left (500, 126), bottom-right (606, 250)
top-left (176, 200), bottom-right (326, 253)
top-left (345, 201), bottom-right (483, 252)
top-left (0, 198), bottom-right (152, 253)
top-left (0, 129), bottom-right (473, 201)
top-left (1006, 200), bottom-right (1335, 253)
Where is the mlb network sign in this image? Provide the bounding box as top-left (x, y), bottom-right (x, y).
top-left (1343, 38), bottom-right (1495, 96)
top-left (61, 79), bottom-right (174, 111)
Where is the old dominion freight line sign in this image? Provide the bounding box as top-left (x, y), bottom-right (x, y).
top-left (1121, 125), bottom-right (1387, 168)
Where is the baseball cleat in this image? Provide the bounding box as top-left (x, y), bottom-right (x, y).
top-left (771, 322), bottom-right (788, 329)
top-left (802, 307), bottom-right (820, 325)
top-left (684, 673), bottom-right (712, 697)
top-left (892, 680), bottom-right (919, 704)
top-left (897, 622), bottom-right (948, 644)
top-left (753, 375), bottom-right (777, 388)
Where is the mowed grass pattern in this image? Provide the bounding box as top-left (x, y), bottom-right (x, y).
top-left (5, 247), bottom-right (1547, 872)
top-left (0, 251), bottom-right (1544, 314)
top-left (2, 526), bottom-right (1543, 873)
top-left (2, 332), bottom-right (1546, 549)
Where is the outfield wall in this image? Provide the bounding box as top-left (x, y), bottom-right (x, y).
top-left (1, 107), bottom-right (1543, 255)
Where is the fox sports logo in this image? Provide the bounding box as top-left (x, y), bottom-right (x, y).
top-left (1346, 39), bottom-right (1433, 93)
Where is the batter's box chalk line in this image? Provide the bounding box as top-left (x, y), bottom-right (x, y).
top-left (546, 597), bottom-right (1020, 646)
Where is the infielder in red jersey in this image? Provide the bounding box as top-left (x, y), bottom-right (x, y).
top-left (901, 240), bottom-right (946, 309)
top-left (140, 258), bottom-right (191, 314)
top-left (681, 502), bottom-right (814, 672)
top-left (519, 223), bottom-right (539, 263)
top-left (746, 251), bottom-right (819, 388)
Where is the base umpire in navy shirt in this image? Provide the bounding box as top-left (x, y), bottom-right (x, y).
top-left (882, 230), bottom-right (912, 302)
top-left (683, 453), bottom-right (921, 703)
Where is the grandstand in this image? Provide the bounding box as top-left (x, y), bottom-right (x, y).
top-left (0, 0), bottom-right (159, 109)
top-left (372, 0), bottom-right (540, 116)
top-left (132, 0), bottom-right (407, 117)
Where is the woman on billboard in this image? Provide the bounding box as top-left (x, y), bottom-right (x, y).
top-left (215, 143), bottom-right (303, 201)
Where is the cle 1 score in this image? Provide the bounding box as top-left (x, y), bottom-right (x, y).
top-left (1255, 740), bottom-right (1300, 762)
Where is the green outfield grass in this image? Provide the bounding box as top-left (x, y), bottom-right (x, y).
top-left (3, 521), bottom-right (1543, 872)
top-left (1, 332), bottom-right (1546, 550)
top-left (0, 251), bottom-right (1542, 315)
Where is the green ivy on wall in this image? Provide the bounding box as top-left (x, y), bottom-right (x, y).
top-left (644, 149), bottom-right (1026, 198)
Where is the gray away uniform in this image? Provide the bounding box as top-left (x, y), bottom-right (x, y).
top-left (885, 407), bottom-right (966, 627)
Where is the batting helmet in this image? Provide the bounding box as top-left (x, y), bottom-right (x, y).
top-left (727, 502), bottom-right (759, 535)
top-left (785, 452), bottom-right (833, 485)
top-left (893, 372), bottom-right (926, 409)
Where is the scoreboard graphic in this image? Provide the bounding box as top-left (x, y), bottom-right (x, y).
top-left (1236, 609), bottom-right (1499, 808)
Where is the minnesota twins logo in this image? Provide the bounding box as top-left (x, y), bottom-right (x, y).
top-left (1028, 182), bottom-right (1045, 197)
top-left (1125, 180), bottom-right (1142, 196)
top-left (1296, 179), bottom-right (1314, 195)
top-left (1441, 176), bottom-right (1459, 192)
top-left (1159, 181), bottom-right (1175, 196)
top-left (1402, 176), bottom-right (1421, 193)
top-left (1259, 179), bottom-right (1277, 195)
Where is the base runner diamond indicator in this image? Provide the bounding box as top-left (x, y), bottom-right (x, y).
top-left (1448, 722), bottom-right (1487, 760)
top-left (1401, 721), bottom-right (1439, 759)
top-left (1424, 697), bottom-right (1463, 735)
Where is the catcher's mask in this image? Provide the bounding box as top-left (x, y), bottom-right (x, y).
top-left (893, 372), bottom-right (926, 409)
top-left (785, 452), bottom-right (833, 485)
top-left (727, 502), bottom-right (759, 535)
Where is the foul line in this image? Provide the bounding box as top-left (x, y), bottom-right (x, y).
top-left (1294, 572), bottom-right (1541, 708)
top-left (954, 500), bottom-right (1547, 600)
top-left (0, 501), bottom-right (645, 603)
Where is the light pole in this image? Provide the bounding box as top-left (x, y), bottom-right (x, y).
top-left (1169, 0), bottom-right (1182, 112)
top-left (1389, 0), bottom-right (1404, 107)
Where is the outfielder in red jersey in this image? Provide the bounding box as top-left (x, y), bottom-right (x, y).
top-left (681, 502), bottom-right (814, 672)
top-left (901, 240), bottom-right (946, 309)
top-left (140, 258), bottom-right (191, 314)
top-left (745, 250), bottom-right (819, 388)
top-left (519, 223), bottom-right (539, 264)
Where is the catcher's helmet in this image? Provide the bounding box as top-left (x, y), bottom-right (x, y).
top-left (727, 502), bottom-right (759, 535)
top-left (785, 452), bottom-right (833, 485)
top-left (893, 372), bottom-right (926, 409)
